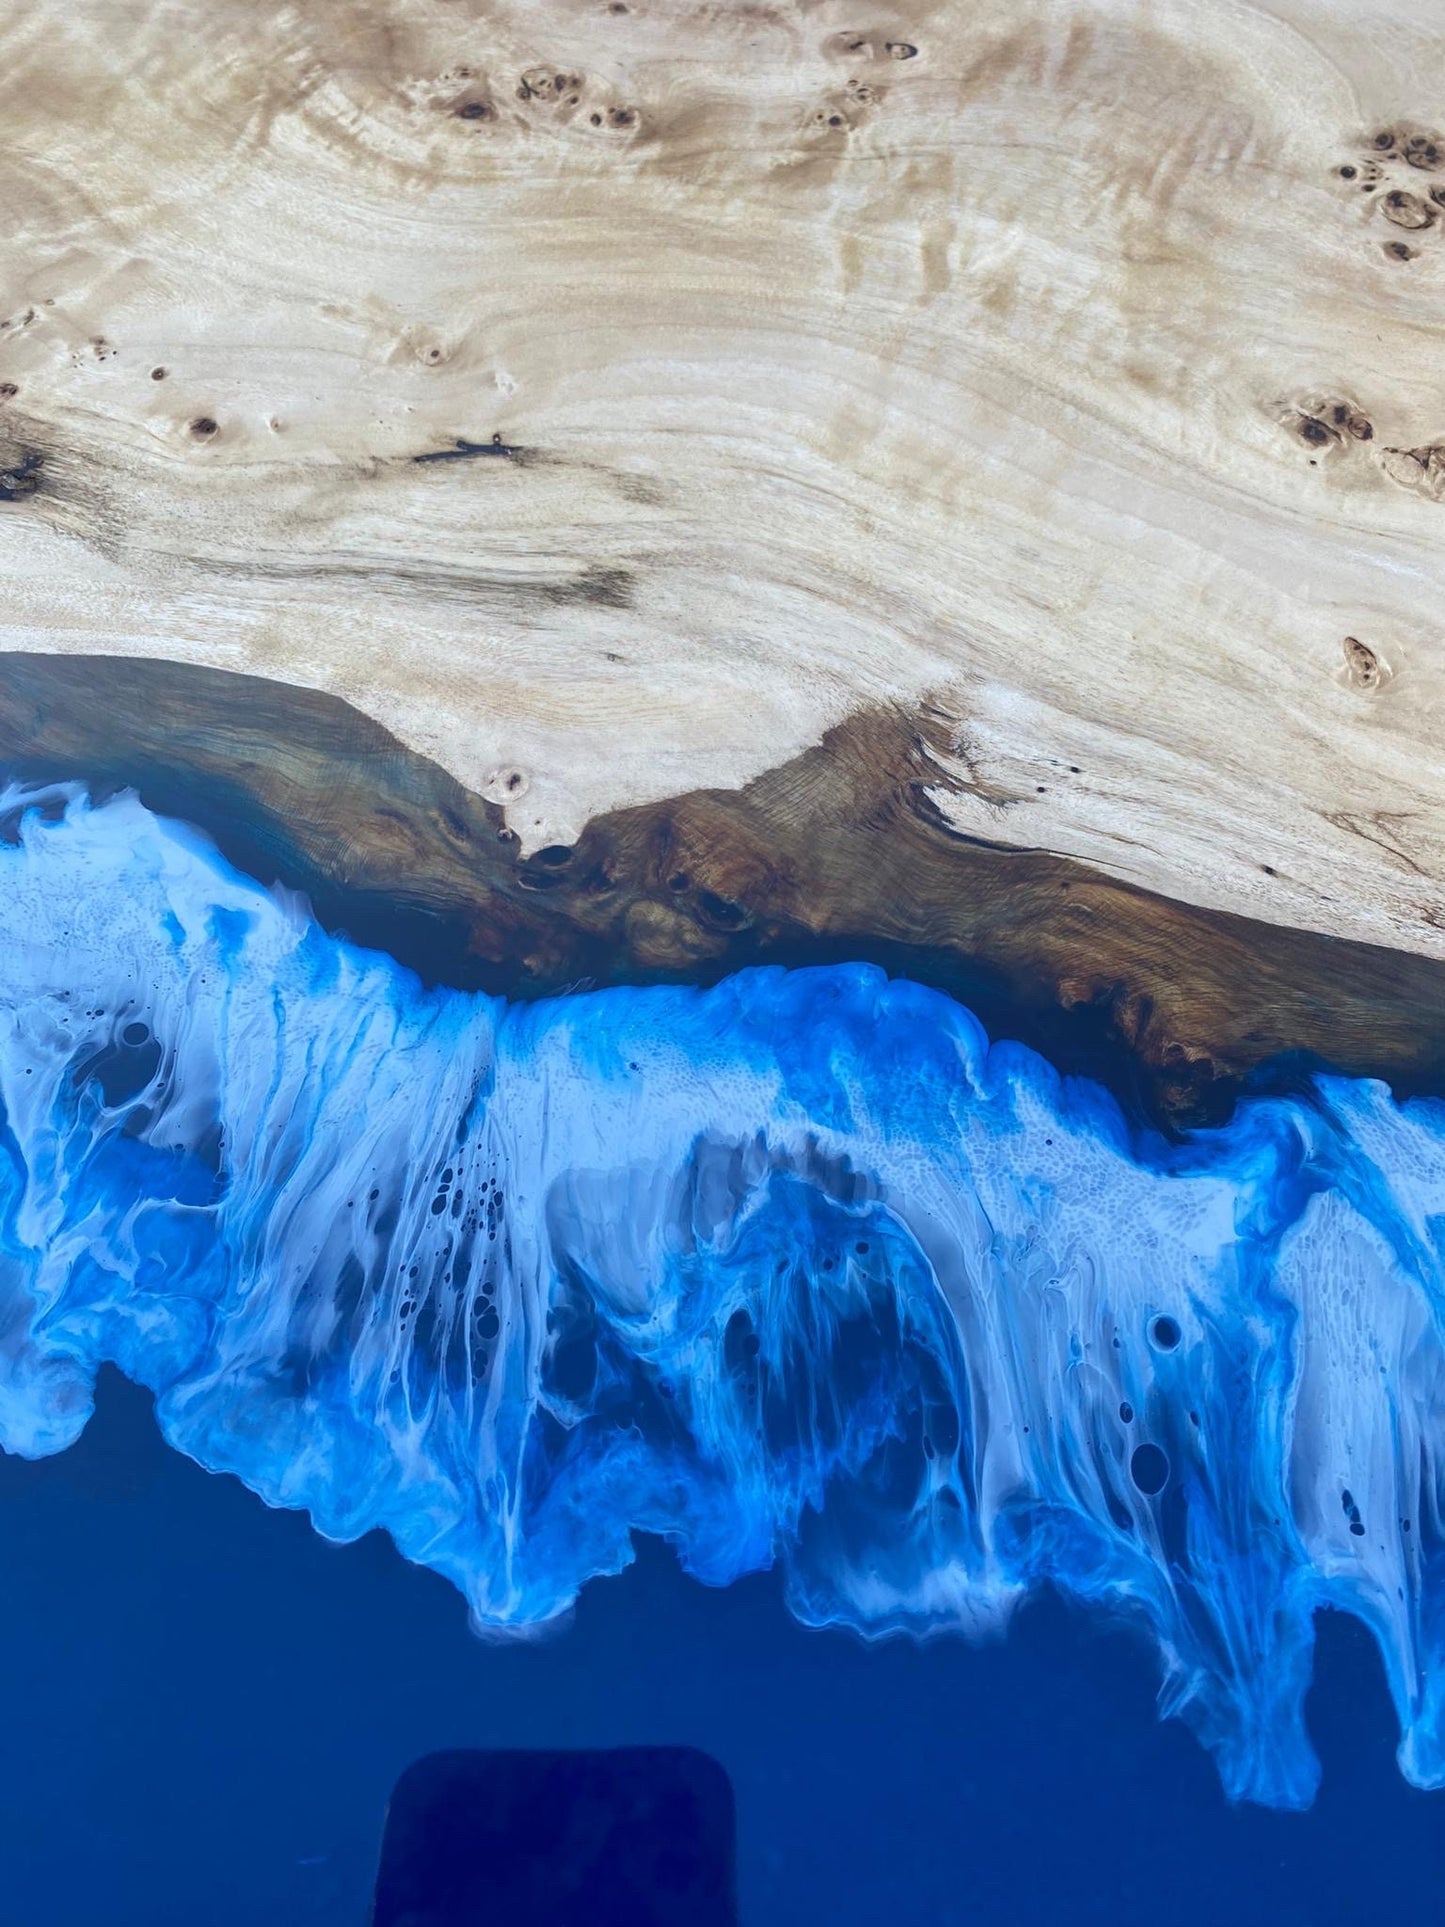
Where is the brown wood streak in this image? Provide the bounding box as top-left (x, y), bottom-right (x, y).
top-left (1, 651), bottom-right (1441, 1129)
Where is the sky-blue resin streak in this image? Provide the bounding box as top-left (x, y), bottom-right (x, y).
top-left (0, 783), bottom-right (1442, 1811)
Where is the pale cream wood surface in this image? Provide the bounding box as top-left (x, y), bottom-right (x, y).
top-left (0, 0), bottom-right (1441, 954)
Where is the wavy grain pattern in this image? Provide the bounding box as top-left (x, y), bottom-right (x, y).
top-left (0, 0), bottom-right (1441, 967)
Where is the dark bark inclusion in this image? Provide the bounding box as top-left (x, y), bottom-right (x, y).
top-left (1, 649), bottom-right (1442, 1131)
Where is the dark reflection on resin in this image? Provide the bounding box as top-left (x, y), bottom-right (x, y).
top-left (2, 1371), bottom-right (1445, 1926)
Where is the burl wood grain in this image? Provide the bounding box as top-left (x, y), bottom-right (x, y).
top-left (3, 653), bottom-right (1442, 1129)
top-left (0, 1), bottom-right (1442, 968)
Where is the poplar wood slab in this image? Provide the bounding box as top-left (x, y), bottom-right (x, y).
top-left (0, 1), bottom-right (1441, 977)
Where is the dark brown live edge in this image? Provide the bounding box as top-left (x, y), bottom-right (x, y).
top-left (0, 652), bottom-right (1442, 1130)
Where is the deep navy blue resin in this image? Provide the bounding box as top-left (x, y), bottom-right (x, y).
top-left (2, 783), bottom-right (1444, 1814)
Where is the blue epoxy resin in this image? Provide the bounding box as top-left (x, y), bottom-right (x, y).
top-left (1, 783), bottom-right (1443, 1810)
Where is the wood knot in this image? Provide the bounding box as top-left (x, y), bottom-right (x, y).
top-left (518, 68), bottom-right (585, 108)
top-left (623, 900), bottom-right (727, 966)
top-left (0, 449), bottom-right (41, 499)
top-left (1287, 397), bottom-right (1372, 453)
top-left (1379, 441), bottom-right (1445, 501)
top-left (483, 766), bottom-right (530, 804)
top-left (1340, 635), bottom-right (1390, 692)
top-left (1381, 188), bottom-right (1437, 230)
top-left (693, 888), bottom-right (749, 932)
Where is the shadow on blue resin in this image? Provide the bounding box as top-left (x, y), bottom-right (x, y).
top-left (0, 782), bottom-right (1443, 1813)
